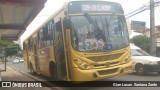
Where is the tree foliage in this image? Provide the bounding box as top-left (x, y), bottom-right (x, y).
top-left (0, 40), bottom-right (21, 57)
top-left (130, 35), bottom-right (150, 53)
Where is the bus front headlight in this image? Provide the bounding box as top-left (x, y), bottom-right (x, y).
top-left (74, 59), bottom-right (92, 70)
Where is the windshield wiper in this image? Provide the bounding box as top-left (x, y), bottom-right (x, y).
top-left (84, 13), bottom-right (107, 43)
top-left (84, 13), bottom-right (100, 31)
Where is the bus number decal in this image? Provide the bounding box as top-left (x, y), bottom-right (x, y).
top-left (85, 39), bottom-right (97, 50)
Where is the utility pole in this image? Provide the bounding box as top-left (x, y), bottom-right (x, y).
top-left (150, 0), bottom-right (156, 56)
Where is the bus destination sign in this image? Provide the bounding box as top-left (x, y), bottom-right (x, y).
top-left (68, 1), bottom-right (114, 14)
top-left (81, 4), bottom-right (111, 12)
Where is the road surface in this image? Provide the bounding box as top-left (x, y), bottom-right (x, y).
top-left (7, 62), bottom-right (160, 90)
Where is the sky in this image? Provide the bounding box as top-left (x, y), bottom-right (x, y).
top-left (20, 0), bottom-right (160, 45)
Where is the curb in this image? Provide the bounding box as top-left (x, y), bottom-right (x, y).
top-left (7, 64), bottom-right (63, 90)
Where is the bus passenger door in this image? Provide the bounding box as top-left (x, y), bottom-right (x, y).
top-left (33, 38), bottom-right (40, 72)
top-left (54, 20), bottom-right (67, 80)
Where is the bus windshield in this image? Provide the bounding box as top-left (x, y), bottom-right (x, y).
top-left (70, 14), bottom-right (129, 52)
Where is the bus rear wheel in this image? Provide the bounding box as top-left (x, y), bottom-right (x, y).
top-left (50, 63), bottom-right (58, 81)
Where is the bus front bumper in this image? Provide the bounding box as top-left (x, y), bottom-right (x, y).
top-left (71, 61), bottom-right (133, 81)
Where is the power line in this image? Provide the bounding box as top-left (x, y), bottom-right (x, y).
top-left (125, 1), bottom-right (160, 18)
top-left (125, 5), bottom-right (148, 18)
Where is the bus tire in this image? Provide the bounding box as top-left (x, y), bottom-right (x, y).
top-left (30, 63), bottom-right (36, 75)
top-left (50, 62), bottom-right (58, 81)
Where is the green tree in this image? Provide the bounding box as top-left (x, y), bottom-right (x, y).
top-left (130, 35), bottom-right (150, 53)
top-left (0, 40), bottom-right (21, 57)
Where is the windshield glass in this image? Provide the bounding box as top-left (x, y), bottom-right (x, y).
top-left (131, 49), bottom-right (150, 56)
top-left (70, 14), bottom-right (129, 52)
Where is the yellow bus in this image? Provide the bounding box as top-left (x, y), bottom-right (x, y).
top-left (23, 1), bottom-right (133, 81)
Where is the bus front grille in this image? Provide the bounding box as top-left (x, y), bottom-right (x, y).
top-left (93, 61), bottom-right (120, 67)
top-left (97, 68), bottom-right (118, 75)
top-left (87, 53), bottom-right (124, 62)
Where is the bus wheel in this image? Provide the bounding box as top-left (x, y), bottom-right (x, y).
top-left (30, 63), bottom-right (36, 75)
top-left (50, 63), bottom-right (58, 81)
top-left (135, 64), bottom-right (146, 75)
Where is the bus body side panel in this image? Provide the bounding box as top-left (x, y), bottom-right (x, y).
top-left (23, 42), bottom-right (29, 69)
top-left (37, 46), bottom-right (51, 77)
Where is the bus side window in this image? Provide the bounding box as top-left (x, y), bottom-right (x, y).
top-left (39, 28), bottom-right (45, 48)
top-left (46, 20), bottom-right (54, 46)
top-left (28, 38), bottom-right (33, 51)
top-left (48, 20), bottom-right (54, 45)
top-left (38, 31), bottom-right (40, 48)
top-left (28, 40), bottom-right (30, 50)
top-left (41, 20), bottom-right (54, 46)
top-left (42, 26), bottom-right (47, 46)
top-left (25, 43), bottom-right (28, 51)
top-left (46, 23), bottom-right (50, 46)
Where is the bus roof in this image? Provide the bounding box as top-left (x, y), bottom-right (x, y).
top-left (23, 0), bottom-right (123, 43)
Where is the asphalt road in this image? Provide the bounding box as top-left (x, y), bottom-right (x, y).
top-left (7, 62), bottom-right (160, 90)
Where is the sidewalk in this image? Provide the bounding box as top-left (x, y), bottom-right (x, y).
top-left (1, 66), bottom-right (34, 81)
top-left (0, 65), bottom-right (53, 90)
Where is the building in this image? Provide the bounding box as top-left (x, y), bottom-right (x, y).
top-left (142, 26), bottom-right (160, 47)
